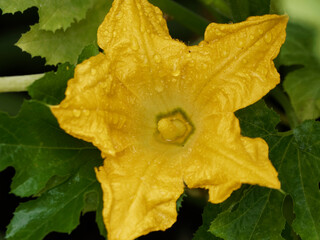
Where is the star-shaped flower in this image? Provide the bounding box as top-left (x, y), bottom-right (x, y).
top-left (51, 0), bottom-right (288, 239)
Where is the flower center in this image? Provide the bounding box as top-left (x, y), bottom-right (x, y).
top-left (156, 110), bottom-right (193, 145)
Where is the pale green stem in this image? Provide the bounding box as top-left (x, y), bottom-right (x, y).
top-left (0, 74), bottom-right (45, 93)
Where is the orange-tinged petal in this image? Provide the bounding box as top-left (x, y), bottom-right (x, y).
top-left (96, 146), bottom-right (184, 240)
top-left (183, 113), bottom-right (280, 203)
top-left (183, 15), bottom-right (288, 115)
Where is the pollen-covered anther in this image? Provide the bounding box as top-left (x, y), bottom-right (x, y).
top-left (156, 111), bottom-right (193, 145)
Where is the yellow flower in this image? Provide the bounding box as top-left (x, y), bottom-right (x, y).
top-left (51, 0), bottom-right (288, 239)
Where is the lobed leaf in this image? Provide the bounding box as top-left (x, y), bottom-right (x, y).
top-left (281, 121), bottom-right (320, 240)
top-left (6, 159), bottom-right (103, 240)
top-left (202, 101), bottom-right (320, 239)
top-left (0, 101), bottom-right (101, 197)
top-left (0, 0), bottom-right (35, 14)
top-left (279, 23), bottom-right (320, 121)
top-left (16, 0), bottom-right (111, 65)
top-left (0, 0), bottom-right (96, 32)
top-left (210, 187), bottom-right (285, 240)
top-left (28, 63), bottom-right (75, 105)
top-left (193, 203), bottom-right (222, 240)
top-left (283, 67), bottom-right (320, 122)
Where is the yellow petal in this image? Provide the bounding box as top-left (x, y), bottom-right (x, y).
top-left (97, 0), bottom-right (189, 99)
top-left (50, 0), bottom-right (288, 239)
top-left (184, 15), bottom-right (288, 116)
top-left (98, 0), bottom-right (170, 51)
top-left (183, 113), bottom-right (280, 203)
top-left (50, 53), bottom-right (141, 155)
top-left (96, 146), bottom-right (184, 240)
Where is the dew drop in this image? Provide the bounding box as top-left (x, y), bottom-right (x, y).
top-left (118, 116), bottom-right (126, 128)
top-left (264, 32), bottom-right (272, 43)
top-left (222, 50), bottom-right (229, 57)
top-left (83, 109), bottom-right (90, 116)
top-left (258, 29), bottom-right (264, 35)
top-left (250, 34), bottom-right (254, 40)
top-left (132, 39), bottom-right (139, 51)
top-left (155, 84), bottom-right (164, 93)
top-left (238, 40), bottom-right (244, 47)
top-left (154, 54), bottom-right (161, 63)
top-left (172, 69), bottom-right (181, 77)
top-left (73, 109), bottom-right (81, 117)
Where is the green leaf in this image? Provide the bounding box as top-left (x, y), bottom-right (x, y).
top-left (149, 0), bottom-right (210, 36)
top-left (0, 0), bottom-right (96, 32)
top-left (281, 121), bottom-right (320, 240)
top-left (176, 192), bottom-right (187, 212)
top-left (206, 101), bottom-right (320, 239)
top-left (226, 0), bottom-right (270, 22)
top-left (28, 44), bottom-right (99, 105)
top-left (96, 186), bottom-right (107, 238)
top-left (279, 23), bottom-right (316, 66)
top-left (77, 44), bottom-right (100, 64)
top-left (0, 0), bottom-right (35, 14)
top-left (193, 203), bottom-right (222, 240)
top-left (197, 0), bottom-right (231, 23)
top-left (6, 158), bottom-right (103, 240)
top-left (16, 0), bottom-right (111, 65)
top-left (280, 0), bottom-right (320, 62)
top-left (210, 187), bottom-right (285, 240)
top-left (278, 23), bottom-right (320, 121)
top-left (236, 101), bottom-right (320, 240)
top-left (28, 63), bottom-right (75, 105)
top-left (0, 101), bottom-right (101, 197)
top-left (283, 67), bottom-right (320, 121)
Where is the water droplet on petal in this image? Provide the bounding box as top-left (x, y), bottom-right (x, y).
top-left (264, 32), bottom-right (272, 43)
top-left (73, 109), bottom-right (81, 117)
top-left (258, 29), bottom-right (264, 35)
top-left (154, 54), bottom-right (161, 63)
top-left (172, 69), bottom-right (181, 77)
top-left (222, 50), bottom-right (229, 57)
top-left (250, 34), bottom-right (255, 40)
top-left (238, 40), bottom-right (244, 47)
top-left (132, 39), bottom-right (139, 51)
top-left (155, 84), bottom-right (164, 93)
top-left (83, 110), bottom-right (90, 116)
